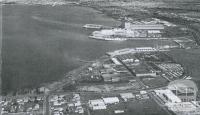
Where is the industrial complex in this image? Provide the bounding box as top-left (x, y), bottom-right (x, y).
top-left (88, 22), bottom-right (165, 41)
top-left (42, 47), bottom-right (199, 115)
top-left (2, 45), bottom-right (200, 115)
top-left (1, 0), bottom-right (200, 115)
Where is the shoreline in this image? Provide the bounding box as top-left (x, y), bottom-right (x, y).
top-left (43, 54), bottom-right (109, 93)
top-left (2, 1), bottom-right (200, 96)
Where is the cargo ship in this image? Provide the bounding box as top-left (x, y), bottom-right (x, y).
top-left (83, 24), bottom-right (103, 29)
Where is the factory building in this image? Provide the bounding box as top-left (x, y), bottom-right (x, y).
top-left (107, 47), bottom-right (158, 57)
top-left (88, 97), bottom-right (120, 111)
top-left (111, 58), bottom-right (122, 65)
top-left (122, 22), bottom-right (165, 30)
top-left (153, 80), bottom-right (199, 115)
top-left (120, 22), bottom-right (164, 38)
top-left (120, 93), bottom-right (135, 101)
top-left (90, 21), bottom-right (165, 41)
top-left (154, 89), bottom-right (182, 104)
top-left (88, 99), bottom-right (107, 110)
top-left (102, 97), bottom-right (120, 104)
top-left (166, 102), bottom-right (198, 114)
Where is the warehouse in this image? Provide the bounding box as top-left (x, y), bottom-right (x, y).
top-left (88, 99), bottom-right (107, 110)
top-left (123, 22), bottom-right (165, 30)
top-left (102, 97), bottom-right (120, 104)
top-left (120, 93), bottom-right (135, 101)
top-left (154, 89), bottom-right (182, 104)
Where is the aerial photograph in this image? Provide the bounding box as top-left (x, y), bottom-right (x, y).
top-left (1, 0), bottom-right (200, 115)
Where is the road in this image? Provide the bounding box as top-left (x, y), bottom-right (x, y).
top-left (44, 94), bottom-right (50, 115)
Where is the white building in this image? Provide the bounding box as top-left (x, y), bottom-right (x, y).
top-left (140, 91), bottom-right (147, 95)
top-left (154, 89), bottom-right (182, 103)
top-left (166, 102), bottom-right (197, 112)
top-left (120, 93), bottom-right (135, 101)
top-left (107, 47), bottom-right (158, 57)
top-left (123, 22), bottom-right (164, 30)
top-left (102, 97), bottom-right (120, 104)
top-left (114, 110), bottom-right (125, 114)
top-left (88, 99), bottom-right (107, 110)
top-left (92, 105), bottom-right (107, 110)
top-left (111, 58), bottom-right (122, 65)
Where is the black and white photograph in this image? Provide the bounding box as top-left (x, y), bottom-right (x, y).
top-left (1, 0), bottom-right (200, 115)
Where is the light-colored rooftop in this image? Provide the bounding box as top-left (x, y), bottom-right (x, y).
top-left (155, 89), bottom-right (182, 103)
top-left (120, 93), bottom-right (135, 99)
top-left (102, 97), bottom-right (120, 104)
top-left (166, 102), bottom-right (197, 112)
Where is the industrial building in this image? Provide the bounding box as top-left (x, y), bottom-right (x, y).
top-left (154, 89), bottom-right (182, 104)
top-left (107, 47), bottom-right (158, 57)
top-left (121, 22), bottom-right (164, 38)
top-left (89, 99), bottom-right (107, 110)
top-left (166, 102), bottom-right (197, 112)
top-left (166, 102), bottom-right (200, 115)
top-left (114, 53), bottom-right (139, 64)
top-left (89, 21), bottom-right (165, 41)
top-left (120, 93), bottom-right (135, 101)
top-left (153, 80), bottom-right (199, 115)
top-left (88, 97), bottom-right (120, 110)
top-left (122, 22), bottom-right (165, 30)
top-left (102, 97), bottom-right (120, 104)
top-left (111, 58), bottom-right (122, 65)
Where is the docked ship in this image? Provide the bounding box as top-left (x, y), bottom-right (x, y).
top-left (83, 24), bottom-right (103, 29)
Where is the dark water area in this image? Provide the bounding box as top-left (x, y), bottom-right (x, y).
top-left (1, 4), bottom-right (175, 94)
